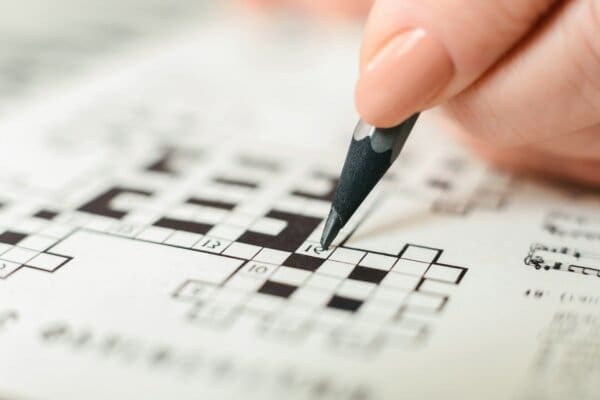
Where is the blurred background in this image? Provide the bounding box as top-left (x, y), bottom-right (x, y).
top-left (0, 0), bottom-right (367, 141)
top-left (0, 0), bottom-right (209, 106)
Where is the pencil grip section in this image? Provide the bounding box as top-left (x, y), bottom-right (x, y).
top-left (332, 114), bottom-right (419, 224)
top-left (332, 137), bottom-right (393, 223)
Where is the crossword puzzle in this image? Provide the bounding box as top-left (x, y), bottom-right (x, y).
top-left (0, 144), bottom-right (468, 354)
top-left (0, 210), bottom-right (73, 279)
top-left (173, 242), bottom-right (465, 354)
top-left (4, 9), bottom-right (600, 399)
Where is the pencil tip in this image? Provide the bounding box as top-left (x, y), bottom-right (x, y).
top-left (320, 208), bottom-right (344, 250)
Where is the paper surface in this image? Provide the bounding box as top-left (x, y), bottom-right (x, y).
top-left (0, 4), bottom-right (599, 400)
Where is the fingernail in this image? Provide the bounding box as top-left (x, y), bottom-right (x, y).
top-left (356, 28), bottom-right (454, 127)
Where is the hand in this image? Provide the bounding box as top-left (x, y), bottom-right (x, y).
top-left (246, 0), bottom-right (600, 187)
top-left (356, 0), bottom-right (600, 187)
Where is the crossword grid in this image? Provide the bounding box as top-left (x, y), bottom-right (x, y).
top-left (0, 147), bottom-right (469, 353)
top-left (0, 148), bottom-right (359, 281)
top-left (0, 210), bottom-right (73, 279)
top-left (172, 242), bottom-right (466, 353)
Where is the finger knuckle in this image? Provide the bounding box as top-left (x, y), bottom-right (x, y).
top-left (443, 91), bottom-right (519, 147)
top-left (581, 1), bottom-right (600, 72)
top-left (564, 0), bottom-right (600, 111)
top-left (584, 0), bottom-right (600, 72)
top-left (493, 0), bottom-right (556, 32)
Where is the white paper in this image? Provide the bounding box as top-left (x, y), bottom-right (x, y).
top-left (0, 4), bottom-right (598, 400)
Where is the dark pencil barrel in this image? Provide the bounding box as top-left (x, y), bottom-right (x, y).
top-left (320, 114), bottom-right (420, 249)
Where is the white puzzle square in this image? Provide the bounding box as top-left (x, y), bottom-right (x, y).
top-left (253, 248), bottom-right (291, 265)
top-left (193, 237), bottom-right (232, 254)
top-left (272, 197), bottom-right (307, 215)
top-left (164, 231), bottom-right (202, 248)
top-left (305, 273), bottom-right (342, 291)
top-left (26, 253), bottom-right (68, 272)
top-left (393, 258), bottom-right (430, 276)
top-left (384, 319), bottom-right (424, 341)
top-left (189, 301), bottom-right (238, 326)
top-left (329, 248), bottom-right (365, 265)
top-left (105, 223), bottom-right (145, 238)
top-left (136, 226), bottom-right (174, 243)
top-left (304, 200), bottom-right (332, 218)
top-left (222, 213), bottom-right (257, 228)
top-left (316, 260), bottom-right (354, 279)
top-left (210, 287), bottom-right (247, 305)
top-left (425, 264), bottom-right (463, 283)
top-left (0, 243), bottom-right (14, 255)
top-left (0, 260), bottom-right (22, 278)
top-left (401, 246), bottom-right (439, 263)
top-left (336, 280), bottom-right (376, 300)
top-left (358, 300), bottom-right (400, 321)
top-left (296, 241), bottom-right (335, 259)
top-left (40, 223), bottom-right (74, 239)
top-left (85, 218), bottom-right (114, 233)
top-left (235, 201), bottom-right (273, 217)
top-left (123, 209), bottom-right (162, 226)
top-left (207, 224), bottom-right (245, 241)
top-left (311, 308), bottom-right (351, 327)
top-left (110, 192), bottom-right (151, 210)
top-left (292, 286), bottom-right (332, 307)
top-left (360, 253), bottom-right (397, 271)
top-left (381, 272), bottom-right (421, 291)
top-left (270, 266), bottom-right (311, 286)
top-left (240, 261), bottom-right (279, 278)
top-left (250, 217), bottom-right (287, 236)
top-left (369, 286), bottom-right (410, 305)
top-left (418, 279), bottom-right (459, 295)
top-left (18, 235), bottom-right (57, 252)
top-left (245, 293), bottom-right (285, 314)
top-left (195, 208), bottom-right (228, 225)
top-left (174, 280), bottom-right (217, 303)
top-left (260, 312), bottom-right (311, 338)
top-left (223, 242), bottom-right (262, 259)
top-left (329, 324), bottom-right (381, 351)
top-left (167, 204), bottom-right (200, 221)
top-left (405, 292), bottom-right (446, 312)
top-left (12, 218), bottom-right (46, 234)
top-left (225, 274), bottom-right (265, 292)
top-left (1, 247), bottom-right (38, 264)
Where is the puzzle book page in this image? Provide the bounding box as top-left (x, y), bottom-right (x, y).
top-left (0, 6), bottom-right (598, 400)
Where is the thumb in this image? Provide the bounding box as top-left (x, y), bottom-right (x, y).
top-left (355, 0), bottom-right (557, 127)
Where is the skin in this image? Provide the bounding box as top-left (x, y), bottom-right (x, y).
top-left (243, 0), bottom-right (600, 187)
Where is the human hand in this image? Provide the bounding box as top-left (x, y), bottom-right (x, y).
top-left (356, 0), bottom-right (600, 186)
top-left (246, 0), bottom-right (600, 186)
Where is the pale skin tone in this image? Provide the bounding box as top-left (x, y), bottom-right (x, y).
top-left (243, 0), bottom-right (600, 187)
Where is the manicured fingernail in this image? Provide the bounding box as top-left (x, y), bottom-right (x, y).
top-left (356, 28), bottom-right (454, 127)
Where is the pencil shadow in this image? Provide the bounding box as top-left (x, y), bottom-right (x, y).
top-left (348, 209), bottom-right (435, 243)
